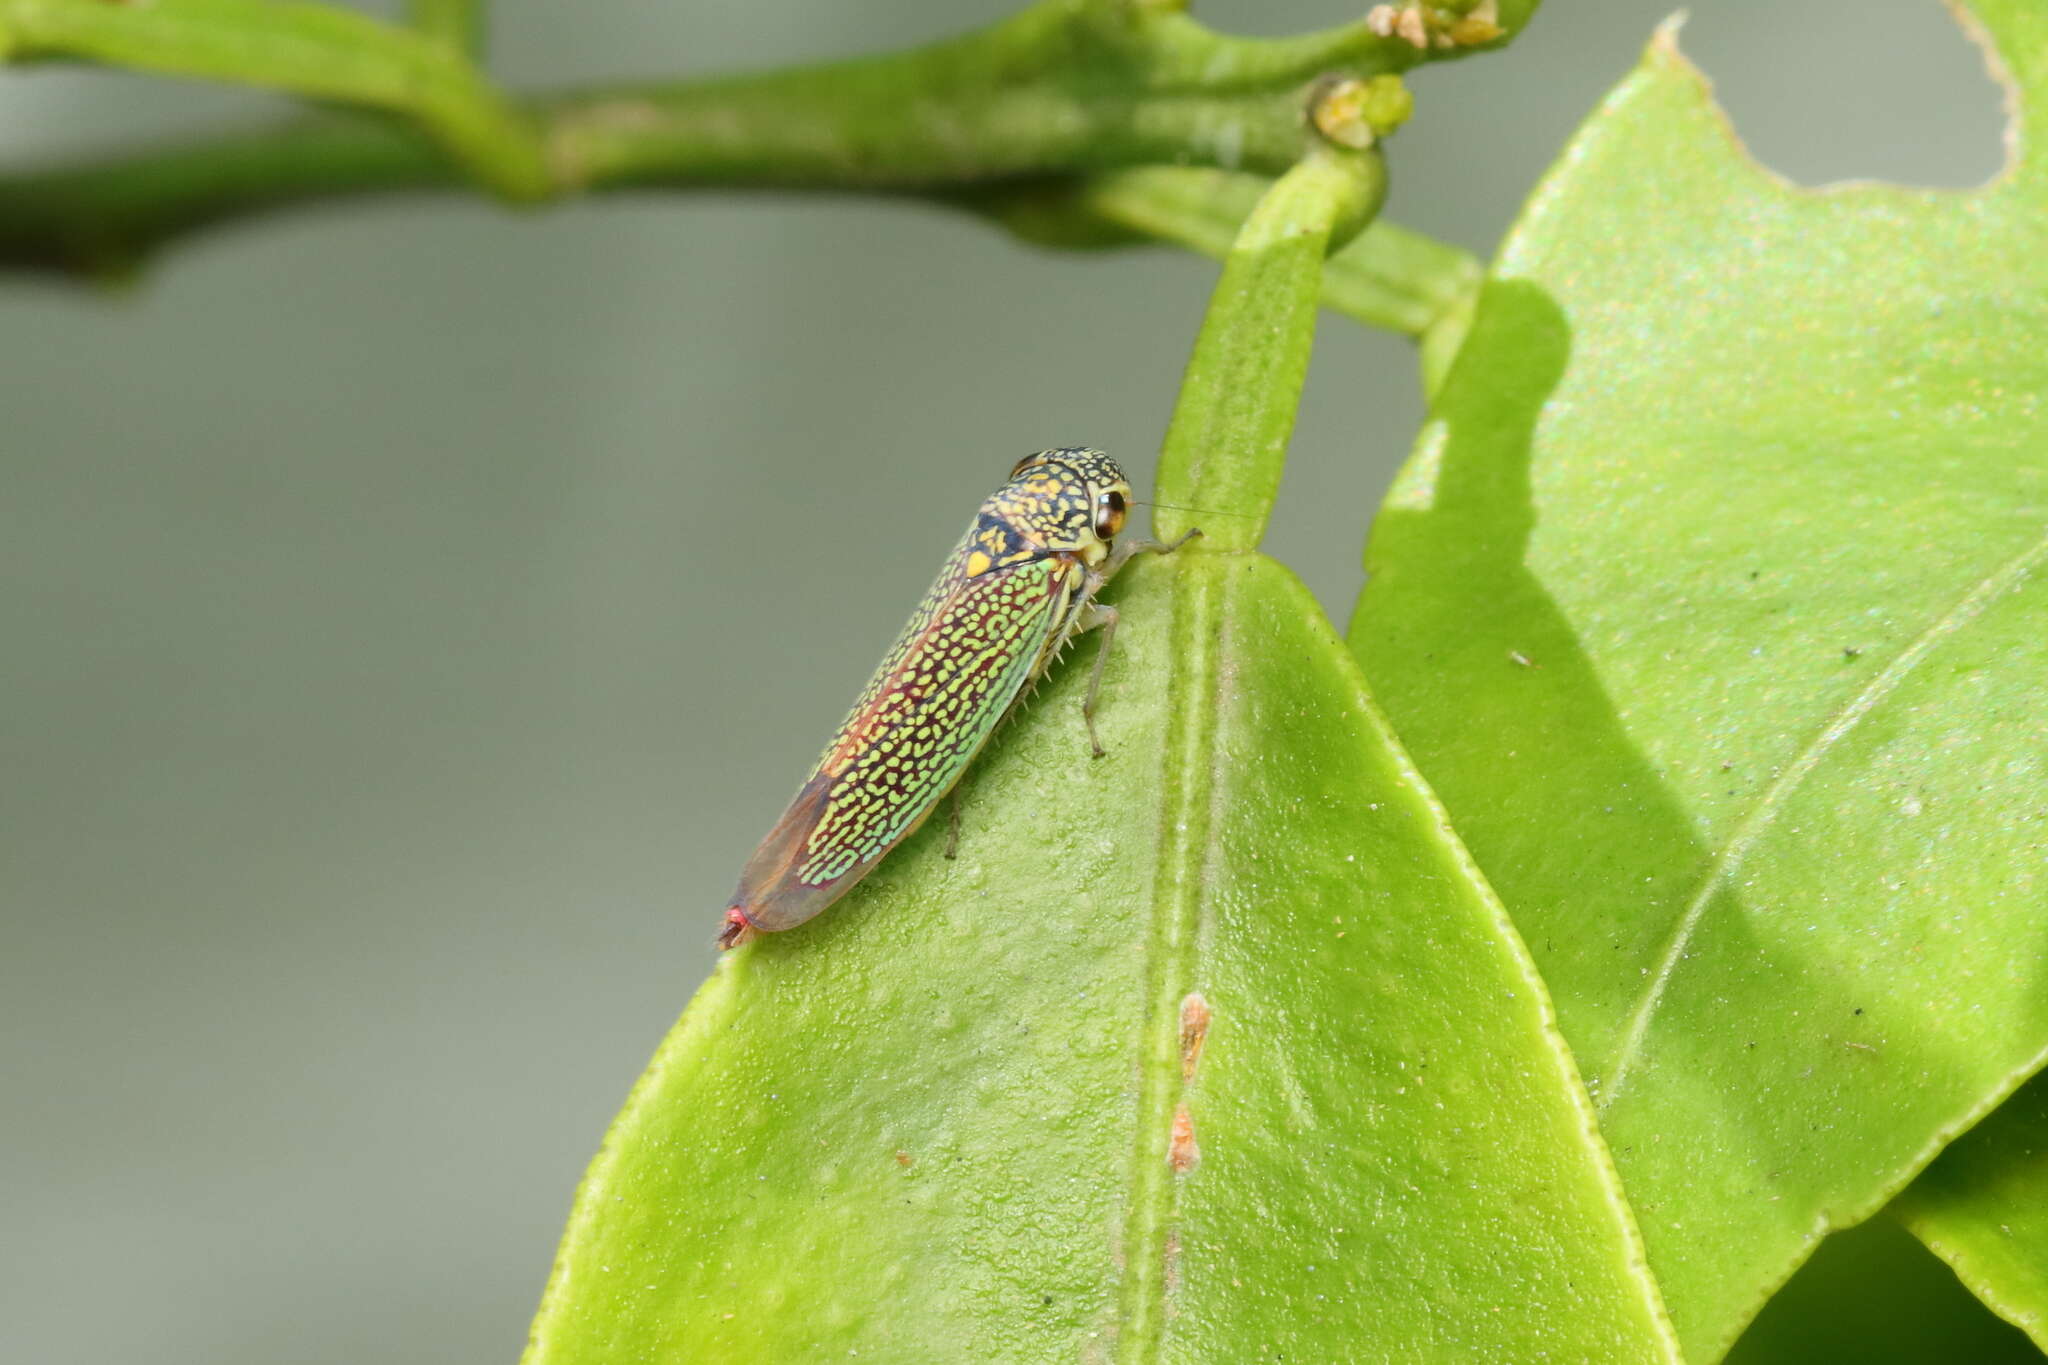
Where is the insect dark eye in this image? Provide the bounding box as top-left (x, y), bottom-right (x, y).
top-left (1094, 489), bottom-right (1127, 540)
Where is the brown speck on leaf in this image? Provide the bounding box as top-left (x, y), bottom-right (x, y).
top-left (1508, 648), bottom-right (1538, 668)
top-left (1178, 992), bottom-right (1212, 1081)
top-left (894, 1150), bottom-right (913, 1168)
top-left (1169, 1103), bottom-right (1200, 1173)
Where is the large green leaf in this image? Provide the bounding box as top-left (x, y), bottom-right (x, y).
top-left (1350, 4), bottom-right (2048, 1358)
top-left (1726, 1214), bottom-right (2041, 1364)
top-left (528, 141), bottom-right (1677, 1362)
top-left (523, 555), bottom-right (1677, 1362)
top-left (1894, 1071), bottom-right (2048, 1350)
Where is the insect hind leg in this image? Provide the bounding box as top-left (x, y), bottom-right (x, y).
top-left (1075, 601), bottom-right (1119, 758)
top-left (943, 788), bottom-right (963, 859)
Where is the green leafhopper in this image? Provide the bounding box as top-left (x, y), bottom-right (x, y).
top-left (718, 448), bottom-right (1194, 948)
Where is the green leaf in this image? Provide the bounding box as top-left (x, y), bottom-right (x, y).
top-left (1894, 1072), bottom-right (2048, 1350)
top-left (1350, 4), bottom-right (2048, 1358)
top-left (525, 556), bottom-right (1677, 1363)
top-left (528, 143), bottom-right (1676, 1363)
top-left (1726, 1216), bottom-right (2041, 1364)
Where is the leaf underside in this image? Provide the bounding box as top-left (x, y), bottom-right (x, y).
top-left (1351, 2), bottom-right (2048, 1357)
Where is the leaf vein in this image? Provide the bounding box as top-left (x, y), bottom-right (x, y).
top-left (1599, 524), bottom-right (2048, 1107)
top-left (1115, 559), bottom-right (1223, 1359)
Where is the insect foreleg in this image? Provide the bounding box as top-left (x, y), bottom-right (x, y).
top-left (1075, 528), bottom-right (1201, 757)
top-left (1099, 527), bottom-right (1202, 580)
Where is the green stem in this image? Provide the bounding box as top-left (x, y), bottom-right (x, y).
top-left (0, 0), bottom-right (1539, 273)
top-left (977, 166), bottom-right (1478, 338)
top-left (0, 119), bottom-right (452, 278)
top-left (0, 0), bottom-right (545, 201)
top-left (407, 0), bottom-right (483, 55)
top-left (1152, 143), bottom-right (1387, 552)
top-left (534, 5), bottom-right (1417, 192)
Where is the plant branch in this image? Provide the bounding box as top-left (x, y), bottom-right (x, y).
top-left (964, 166), bottom-right (1478, 339)
top-left (1153, 95), bottom-right (1389, 551)
top-left (0, 0), bottom-right (1538, 275)
top-left (531, 2), bottom-right (1497, 191)
top-left (0, 0), bottom-right (545, 200)
top-left (0, 118), bottom-right (451, 278)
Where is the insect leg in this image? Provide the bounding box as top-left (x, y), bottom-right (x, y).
top-left (1075, 601), bottom-right (1119, 758)
top-left (943, 787), bottom-right (962, 859)
top-left (1099, 526), bottom-right (1202, 580)
top-left (1075, 529), bottom-right (1199, 757)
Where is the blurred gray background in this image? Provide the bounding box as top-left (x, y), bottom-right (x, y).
top-left (0, 3), bottom-right (2011, 1361)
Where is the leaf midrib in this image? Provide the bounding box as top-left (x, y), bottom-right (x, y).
top-left (1114, 554), bottom-right (1226, 1360)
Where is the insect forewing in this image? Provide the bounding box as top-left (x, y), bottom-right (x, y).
top-left (730, 548), bottom-right (1079, 934)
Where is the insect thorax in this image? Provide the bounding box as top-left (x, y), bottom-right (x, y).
top-left (974, 453), bottom-right (1123, 567)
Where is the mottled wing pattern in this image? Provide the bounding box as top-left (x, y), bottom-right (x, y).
top-left (812, 524), bottom-right (979, 779)
top-left (733, 551), bottom-right (1080, 931)
top-left (803, 555), bottom-right (1074, 878)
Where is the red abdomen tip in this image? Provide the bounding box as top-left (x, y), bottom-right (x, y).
top-left (717, 906), bottom-right (755, 950)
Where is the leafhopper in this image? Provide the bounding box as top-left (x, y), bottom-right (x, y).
top-left (719, 448), bottom-right (1193, 947)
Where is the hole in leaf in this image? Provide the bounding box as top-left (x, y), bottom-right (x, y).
top-left (1676, 0), bottom-right (2008, 188)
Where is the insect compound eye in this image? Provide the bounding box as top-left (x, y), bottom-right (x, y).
top-left (1094, 489), bottom-right (1127, 541)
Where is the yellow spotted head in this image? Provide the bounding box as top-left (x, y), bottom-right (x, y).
top-left (962, 448), bottom-right (1131, 577)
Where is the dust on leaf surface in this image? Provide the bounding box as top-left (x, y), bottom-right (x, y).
top-left (1350, 3), bottom-right (2048, 1358)
top-left (526, 551), bottom-right (1677, 1363)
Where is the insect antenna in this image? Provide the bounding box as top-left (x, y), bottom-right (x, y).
top-left (1130, 499), bottom-right (1257, 519)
